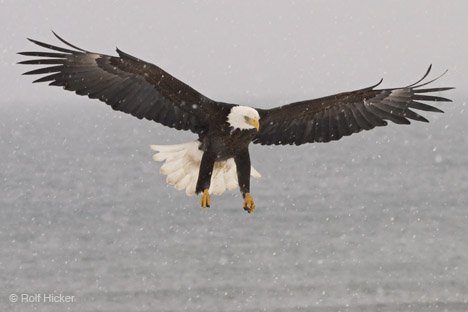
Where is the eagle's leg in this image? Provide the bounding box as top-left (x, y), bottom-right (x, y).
top-left (200, 189), bottom-right (210, 208)
top-left (235, 149), bottom-right (255, 214)
top-left (196, 152), bottom-right (216, 208)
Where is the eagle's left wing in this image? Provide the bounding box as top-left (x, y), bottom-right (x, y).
top-left (18, 33), bottom-right (224, 135)
top-left (253, 66), bottom-right (453, 146)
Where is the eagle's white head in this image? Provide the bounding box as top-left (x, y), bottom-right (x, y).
top-left (227, 106), bottom-right (260, 131)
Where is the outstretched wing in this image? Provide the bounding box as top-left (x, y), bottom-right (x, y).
top-left (19, 32), bottom-right (223, 134)
top-left (253, 65), bottom-right (453, 145)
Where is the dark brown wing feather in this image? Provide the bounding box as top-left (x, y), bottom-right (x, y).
top-left (18, 33), bottom-right (225, 134)
top-left (253, 65), bottom-right (453, 145)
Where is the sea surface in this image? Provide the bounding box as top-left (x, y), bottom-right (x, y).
top-left (1, 100), bottom-right (467, 311)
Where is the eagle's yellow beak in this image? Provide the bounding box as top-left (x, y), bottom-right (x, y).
top-left (248, 118), bottom-right (260, 131)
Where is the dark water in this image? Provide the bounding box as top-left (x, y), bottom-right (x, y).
top-left (1, 101), bottom-right (467, 311)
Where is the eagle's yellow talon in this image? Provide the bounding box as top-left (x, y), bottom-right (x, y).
top-left (200, 189), bottom-right (210, 208)
top-left (243, 193), bottom-right (255, 214)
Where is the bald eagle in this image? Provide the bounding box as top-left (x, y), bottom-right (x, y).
top-left (19, 33), bottom-right (453, 213)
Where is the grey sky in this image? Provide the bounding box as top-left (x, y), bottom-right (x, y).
top-left (1, 0), bottom-right (466, 108)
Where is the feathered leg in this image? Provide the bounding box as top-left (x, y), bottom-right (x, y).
top-left (235, 149), bottom-right (255, 213)
top-left (196, 152), bottom-right (216, 208)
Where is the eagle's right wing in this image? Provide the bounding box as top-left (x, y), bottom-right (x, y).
top-left (253, 66), bottom-right (453, 145)
top-left (19, 33), bottom-right (224, 135)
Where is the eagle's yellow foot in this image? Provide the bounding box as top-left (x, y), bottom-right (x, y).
top-left (200, 189), bottom-right (210, 208)
top-left (243, 193), bottom-right (256, 214)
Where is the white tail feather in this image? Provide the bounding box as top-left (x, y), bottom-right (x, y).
top-left (150, 141), bottom-right (261, 196)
